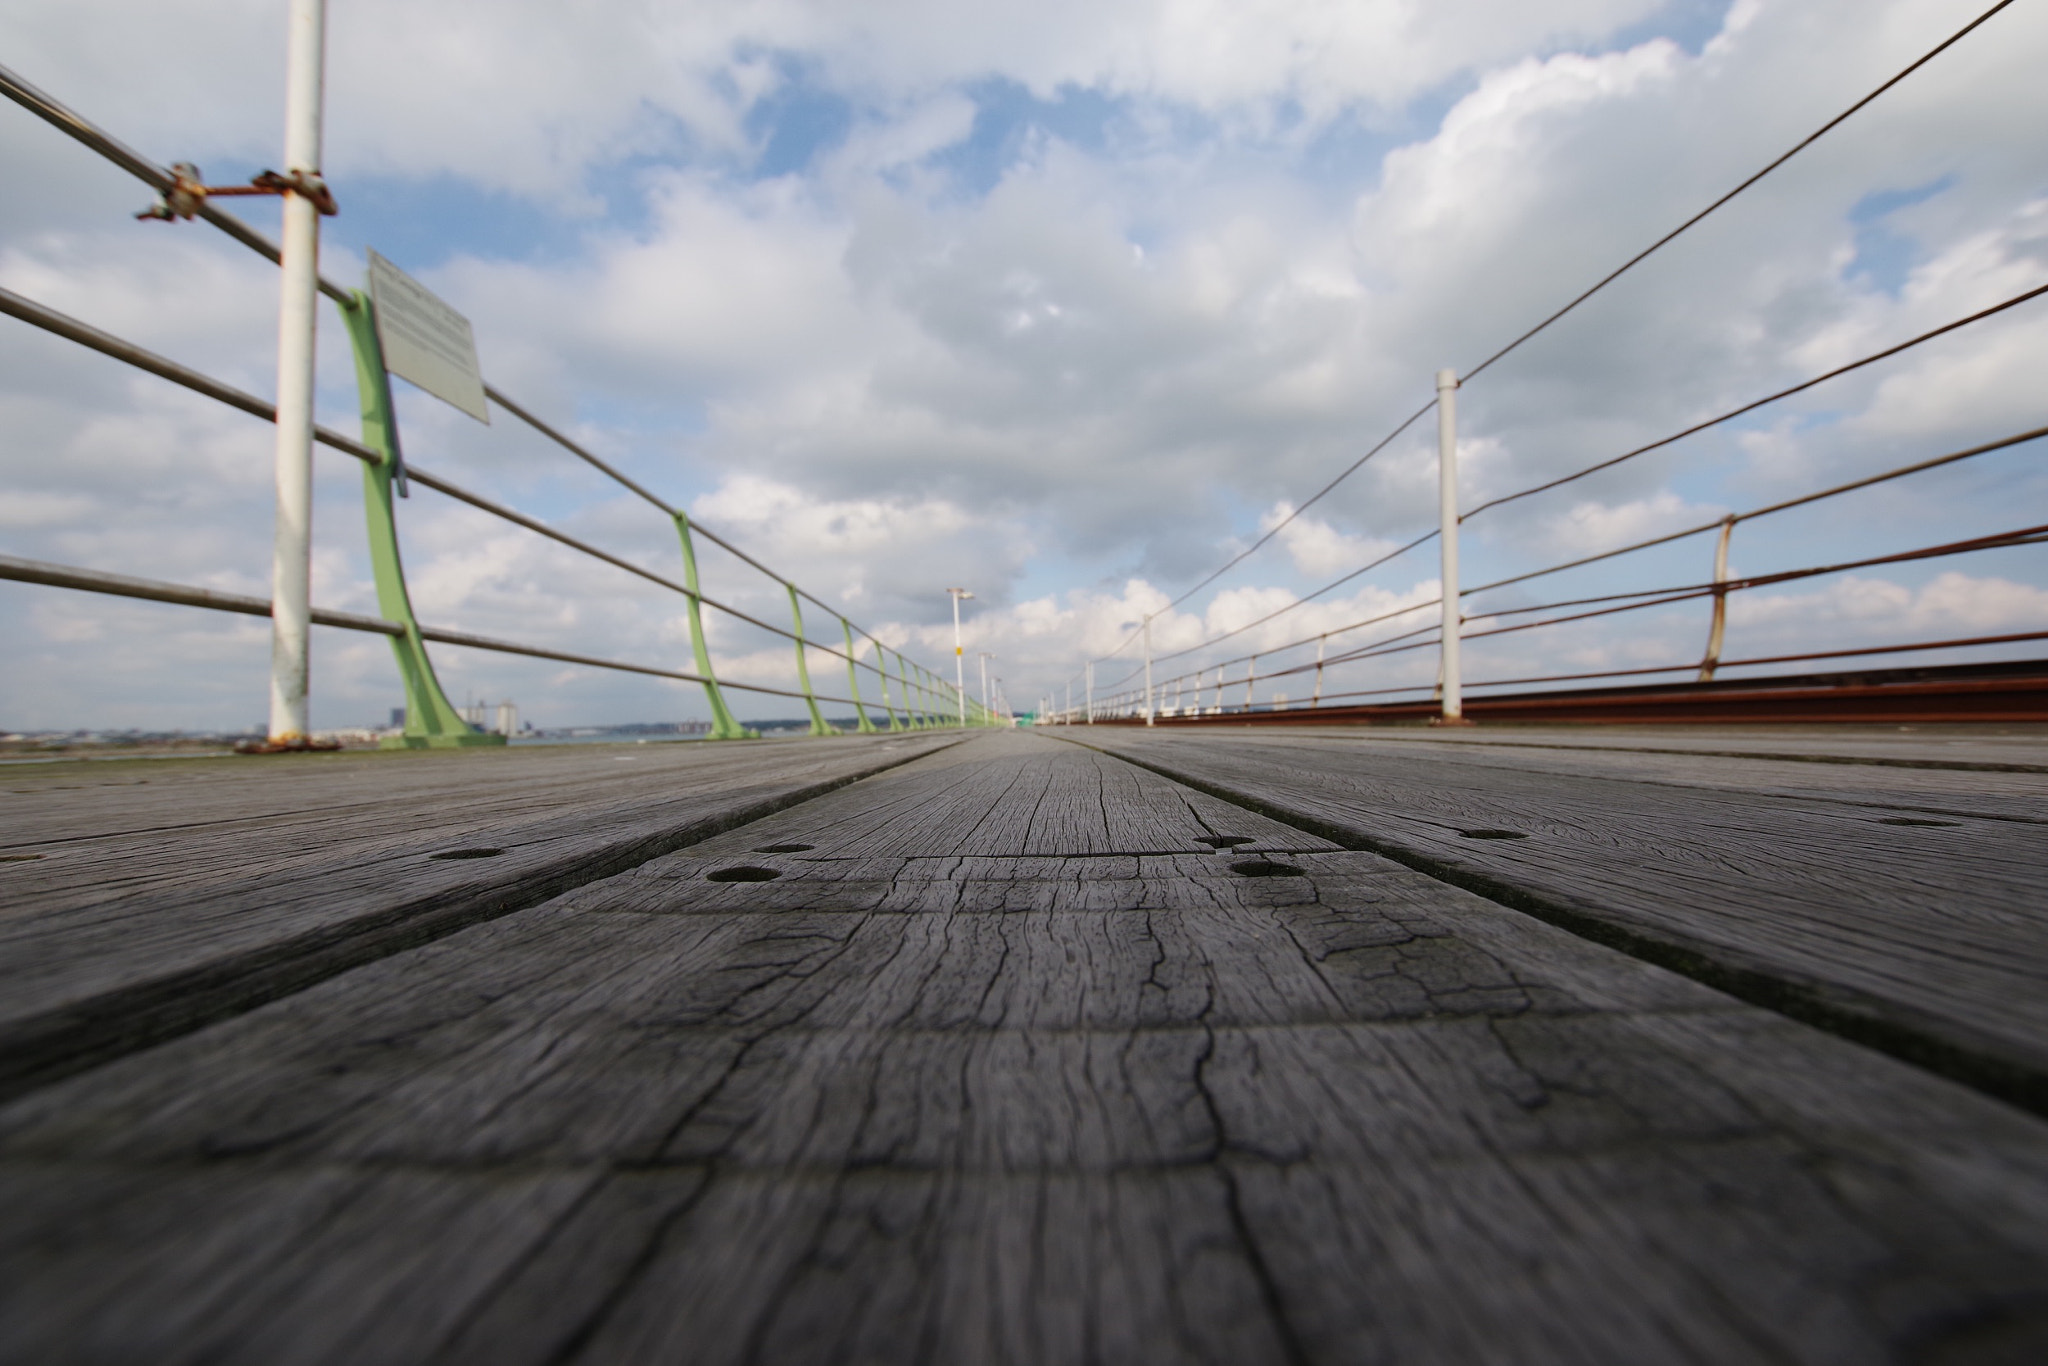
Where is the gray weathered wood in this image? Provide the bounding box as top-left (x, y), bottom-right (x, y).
top-left (3, 732), bottom-right (2047, 1362)
top-left (0, 734), bottom-right (956, 1099)
top-left (1076, 726), bottom-right (2048, 1110)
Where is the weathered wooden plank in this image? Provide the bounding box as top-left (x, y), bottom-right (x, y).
top-left (476, 1169), bottom-right (1292, 1366)
top-left (4, 732), bottom-right (2047, 1362)
top-left (0, 733), bottom-right (957, 1099)
top-left (1204, 723), bottom-right (2048, 819)
top-left (0, 1159), bottom-right (606, 1366)
top-left (1075, 727), bottom-right (2048, 1110)
top-left (1244, 721), bottom-right (2048, 771)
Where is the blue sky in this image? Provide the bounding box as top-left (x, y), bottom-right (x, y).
top-left (2, 0), bottom-right (2046, 727)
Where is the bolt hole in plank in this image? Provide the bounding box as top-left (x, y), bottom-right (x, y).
top-left (751, 843), bottom-right (814, 854)
top-left (1878, 816), bottom-right (1961, 827)
top-left (707, 866), bottom-right (782, 882)
top-left (430, 848), bottom-right (505, 860)
top-left (1459, 829), bottom-right (1528, 840)
top-left (1231, 859), bottom-right (1306, 878)
top-left (1196, 836), bottom-right (1254, 848)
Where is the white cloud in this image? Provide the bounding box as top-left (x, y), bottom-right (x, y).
top-left (1527, 490), bottom-right (1726, 560)
top-left (6, 0), bottom-right (2048, 723)
top-left (1732, 570), bottom-right (2048, 641)
top-left (1258, 501), bottom-right (1400, 577)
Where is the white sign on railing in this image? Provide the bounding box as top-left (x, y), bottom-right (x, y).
top-left (366, 249), bottom-right (489, 423)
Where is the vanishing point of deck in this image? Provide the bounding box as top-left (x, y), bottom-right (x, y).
top-left (2, 726), bottom-right (2046, 1363)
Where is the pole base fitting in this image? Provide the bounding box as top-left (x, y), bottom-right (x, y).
top-left (1429, 715), bottom-right (1477, 727)
top-left (234, 736), bottom-right (345, 754)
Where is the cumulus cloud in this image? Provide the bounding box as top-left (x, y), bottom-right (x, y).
top-left (1258, 501), bottom-right (1401, 577)
top-left (4, 0), bottom-right (2046, 724)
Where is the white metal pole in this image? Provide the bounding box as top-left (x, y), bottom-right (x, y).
top-left (1142, 616), bottom-right (1155, 726)
top-left (266, 0), bottom-right (328, 744)
top-left (1436, 368), bottom-right (1464, 724)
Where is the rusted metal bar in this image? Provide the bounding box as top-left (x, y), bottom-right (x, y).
top-left (1699, 516), bottom-right (1737, 681)
top-left (136, 163), bottom-right (337, 221)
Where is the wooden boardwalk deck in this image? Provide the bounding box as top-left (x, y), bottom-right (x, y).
top-left (2, 726), bottom-right (2046, 1363)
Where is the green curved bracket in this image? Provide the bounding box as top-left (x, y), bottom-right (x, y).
top-left (841, 619), bottom-right (878, 734)
top-left (875, 642), bottom-right (903, 731)
top-left (892, 653), bottom-right (913, 729)
top-left (904, 656), bottom-right (927, 729)
top-left (786, 585), bottom-right (832, 736)
top-left (673, 511), bottom-right (755, 740)
top-left (338, 292), bottom-right (502, 750)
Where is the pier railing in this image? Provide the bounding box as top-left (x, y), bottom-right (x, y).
top-left (1068, 383), bottom-right (2048, 723)
top-left (1055, 1), bottom-right (2044, 726)
top-left (0, 63), bottom-right (994, 745)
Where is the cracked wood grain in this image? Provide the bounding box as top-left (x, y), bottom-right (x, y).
top-left (2, 732), bottom-right (2046, 1364)
top-left (0, 734), bottom-right (959, 1101)
top-left (1073, 727), bottom-right (2048, 1113)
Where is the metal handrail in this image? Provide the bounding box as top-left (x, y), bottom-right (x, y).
top-left (0, 553), bottom-right (872, 707)
top-left (0, 281), bottom-right (899, 683)
top-left (1, 63), bottom-right (987, 732)
top-left (0, 284), bottom-right (380, 466)
top-left (1080, 511), bottom-right (2048, 719)
top-left (1102, 298), bottom-right (2048, 694)
top-left (1090, 422), bottom-right (2048, 708)
top-left (1142, 629), bottom-right (2048, 719)
top-left (0, 553), bottom-right (401, 636)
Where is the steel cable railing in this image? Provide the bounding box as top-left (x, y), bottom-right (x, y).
top-left (1096, 277), bottom-right (2048, 694)
top-left (0, 280), bottom-right (913, 710)
top-left (1078, 442), bottom-right (2048, 720)
top-left (0, 67), bottom-right (991, 740)
top-left (1069, 0), bottom-right (2024, 702)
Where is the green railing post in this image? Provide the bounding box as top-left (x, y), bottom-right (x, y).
top-left (786, 584), bottom-right (832, 737)
top-left (673, 509), bottom-right (755, 740)
top-left (841, 618), bottom-right (879, 734)
top-left (898, 653), bottom-right (919, 728)
top-left (875, 642), bottom-right (903, 731)
top-left (337, 291), bottom-right (502, 750)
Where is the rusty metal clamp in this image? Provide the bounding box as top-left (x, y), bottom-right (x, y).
top-left (137, 163), bottom-right (338, 221)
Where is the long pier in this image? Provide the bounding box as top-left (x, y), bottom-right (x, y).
top-left (4, 726), bottom-right (2046, 1362)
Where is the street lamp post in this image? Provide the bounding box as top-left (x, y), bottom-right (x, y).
top-left (978, 652), bottom-right (995, 721)
top-left (947, 588), bottom-right (973, 728)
